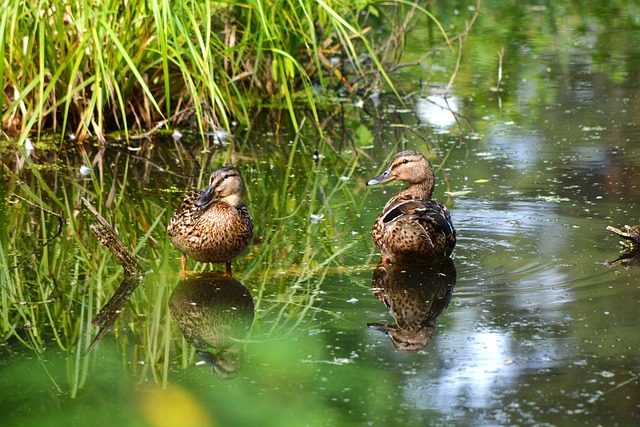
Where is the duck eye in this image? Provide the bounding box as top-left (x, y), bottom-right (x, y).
top-left (402, 159), bottom-right (409, 164)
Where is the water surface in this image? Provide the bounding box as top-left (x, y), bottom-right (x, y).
top-left (2, 3), bottom-right (640, 426)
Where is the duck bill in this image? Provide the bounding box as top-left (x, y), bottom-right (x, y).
top-left (366, 168), bottom-right (394, 186)
top-left (194, 186), bottom-right (217, 208)
top-left (367, 323), bottom-right (394, 335)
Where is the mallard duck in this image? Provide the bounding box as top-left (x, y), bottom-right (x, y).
top-left (366, 150), bottom-right (455, 264)
top-left (168, 166), bottom-right (253, 276)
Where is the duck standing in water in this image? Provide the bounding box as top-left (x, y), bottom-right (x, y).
top-left (367, 150), bottom-right (455, 265)
top-left (168, 166), bottom-right (253, 276)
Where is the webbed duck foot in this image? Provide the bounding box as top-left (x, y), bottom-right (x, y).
top-left (180, 254), bottom-right (187, 278)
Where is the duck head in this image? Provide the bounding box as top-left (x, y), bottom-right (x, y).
top-left (367, 150), bottom-right (435, 196)
top-left (195, 166), bottom-right (244, 209)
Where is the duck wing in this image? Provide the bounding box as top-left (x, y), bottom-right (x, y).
top-left (381, 198), bottom-right (454, 237)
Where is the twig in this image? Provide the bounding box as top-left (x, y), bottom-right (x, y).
top-left (446, 38), bottom-right (464, 93)
top-left (8, 192), bottom-right (66, 272)
top-left (386, 0), bottom-right (481, 74)
top-left (588, 373), bottom-right (640, 403)
top-left (128, 106), bottom-right (198, 140)
top-left (496, 47), bottom-right (504, 92)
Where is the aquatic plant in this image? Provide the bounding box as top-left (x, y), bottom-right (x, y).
top-left (0, 0), bottom-right (450, 144)
top-left (0, 130), bottom-right (376, 390)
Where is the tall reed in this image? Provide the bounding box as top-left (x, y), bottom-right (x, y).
top-left (1, 0), bottom-right (446, 144)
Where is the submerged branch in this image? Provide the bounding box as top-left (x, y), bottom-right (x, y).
top-left (82, 197), bottom-right (142, 277)
top-left (81, 197), bottom-right (143, 352)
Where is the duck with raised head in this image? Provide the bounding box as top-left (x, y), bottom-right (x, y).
top-left (367, 150), bottom-right (455, 265)
top-left (168, 166), bottom-right (253, 276)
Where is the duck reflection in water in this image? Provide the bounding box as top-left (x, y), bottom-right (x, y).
top-left (607, 224), bottom-right (640, 268)
top-left (169, 272), bottom-right (254, 379)
top-left (368, 258), bottom-right (456, 351)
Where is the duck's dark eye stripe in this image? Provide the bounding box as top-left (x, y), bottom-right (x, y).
top-left (221, 172), bottom-right (239, 180)
top-left (392, 158), bottom-right (412, 169)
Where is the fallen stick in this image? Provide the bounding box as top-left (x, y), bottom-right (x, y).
top-left (81, 197), bottom-right (141, 277)
top-left (81, 197), bottom-right (143, 352)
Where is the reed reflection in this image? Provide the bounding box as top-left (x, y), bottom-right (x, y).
top-left (170, 272), bottom-right (254, 379)
top-left (368, 259), bottom-right (456, 351)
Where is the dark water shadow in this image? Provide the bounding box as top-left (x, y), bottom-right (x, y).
top-left (608, 249), bottom-right (640, 268)
top-left (87, 276), bottom-right (142, 353)
top-left (368, 259), bottom-right (456, 351)
top-left (169, 272), bottom-right (255, 379)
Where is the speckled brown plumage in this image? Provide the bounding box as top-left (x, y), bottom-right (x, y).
top-left (168, 166), bottom-right (253, 274)
top-left (367, 150), bottom-right (455, 265)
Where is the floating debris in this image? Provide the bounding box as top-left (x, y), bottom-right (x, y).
top-left (310, 214), bottom-right (324, 224)
top-left (368, 87), bottom-right (380, 108)
top-left (212, 129), bottom-right (229, 144)
top-left (79, 165), bottom-right (92, 176)
top-left (24, 138), bottom-right (34, 157)
top-left (476, 152), bottom-right (494, 158)
top-left (537, 195), bottom-right (570, 203)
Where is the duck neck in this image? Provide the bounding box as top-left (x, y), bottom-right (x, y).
top-left (219, 194), bottom-right (243, 208)
top-left (399, 181), bottom-right (433, 200)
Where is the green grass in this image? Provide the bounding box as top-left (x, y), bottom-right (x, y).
top-left (1, 0), bottom-right (450, 145)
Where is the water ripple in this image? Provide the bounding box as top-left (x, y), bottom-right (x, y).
top-left (451, 199), bottom-right (625, 302)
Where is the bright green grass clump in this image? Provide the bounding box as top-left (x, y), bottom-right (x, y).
top-left (0, 0), bottom-right (441, 143)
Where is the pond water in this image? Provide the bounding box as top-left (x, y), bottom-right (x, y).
top-left (2, 3), bottom-right (640, 427)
